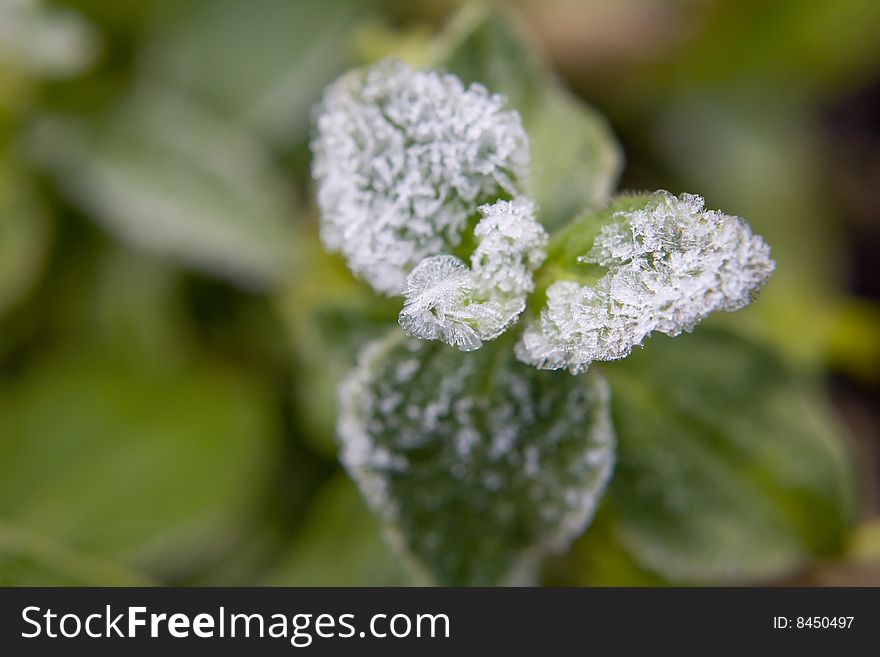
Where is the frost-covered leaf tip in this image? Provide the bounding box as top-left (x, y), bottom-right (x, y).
top-left (311, 58), bottom-right (530, 296)
top-left (399, 199), bottom-right (547, 351)
top-left (517, 192), bottom-right (775, 374)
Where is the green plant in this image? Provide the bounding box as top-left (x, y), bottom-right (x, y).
top-left (308, 7), bottom-right (855, 585)
top-left (1, 1), bottom-right (864, 589)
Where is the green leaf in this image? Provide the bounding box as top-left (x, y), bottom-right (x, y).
top-left (339, 331), bottom-right (615, 585)
top-left (536, 193), bottom-right (654, 294)
top-left (276, 224), bottom-right (399, 459)
top-left (0, 0), bottom-right (96, 116)
top-left (431, 3), bottom-right (546, 115)
top-left (527, 87), bottom-right (623, 233)
top-left (0, 161), bottom-right (50, 317)
top-left (142, 0), bottom-right (367, 146)
top-left (662, 0), bottom-right (880, 94)
top-left (264, 474), bottom-right (409, 586)
top-left (29, 88), bottom-right (295, 290)
top-left (0, 522), bottom-right (151, 586)
top-left (541, 505), bottom-right (669, 587)
top-left (0, 348), bottom-right (281, 581)
top-left (434, 4), bottom-right (622, 231)
top-left (847, 519), bottom-right (880, 564)
top-left (604, 328), bottom-right (856, 583)
top-left (653, 93), bottom-right (845, 365)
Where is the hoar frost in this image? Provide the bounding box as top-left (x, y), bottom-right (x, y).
top-left (338, 333), bottom-right (615, 584)
top-left (399, 199), bottom-right (548, 351)
top-left (311, 58), bottom-right (529, 295)
top-left (312, 60), bottom-right (776, 373)
top-left (516, 192), bottom-right (775, 374)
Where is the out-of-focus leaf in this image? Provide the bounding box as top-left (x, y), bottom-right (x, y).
top-left (781, 518), bottom-right (880, 585)
top-left (655, 94), bottom-right (845, 365)
top-left (825, 299), bottom-right (880, 383)
top-left (527, 88), bottom-right (622, 233)
top-left (432, 3), bottom-right (546, 114)
top-left (434, 4), bottom-right (622, 231)
top-left (264, 474), bottom-right (409, 586)
top-left (0, 521), bottom-right (151, 586)
top-left (276, 222), bottom-right (398, 460)
top-left (339, 331), bottom-right (615, 585)
top-left (0, 159), bottom-right (50, 317)
top-left (604, 328), bottom-right (856, 583)
top-left (671, 0), bottom-right (880, 97)
top-left (542, 505), bottom-right (669, 587)
top-left (141, 0), bottom-right (367, 147)
top-left (0, 347), bottom-right (280, 581)
top-left (29, 88), bottom-right (296, 290)
top-left (0, 0), bottom-right (97, 115)
top-left (353, 20), bottom-right (436, 69)
top-left (80, 245), bottom-right (192, 365)
top-left (847, 519), bottom-right (880, 564)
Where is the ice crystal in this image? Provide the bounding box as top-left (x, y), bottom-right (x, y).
top-left (516, 191), bottom-right (775, 374)
top-left (399, 199), bottom-right (547, 351)
top-left (312, 58), bottom-right (530, 295)
top-left (398, 254), bottom-right (491, 352)
top-left (470, 199), bottom-right (548, 300)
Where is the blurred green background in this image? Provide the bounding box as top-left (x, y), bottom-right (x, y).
top-left (1, 0), bottom-right (878, 586)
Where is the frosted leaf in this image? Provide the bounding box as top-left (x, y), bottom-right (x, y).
top-left (398, 199), bottom-right (547, 351)
top-left (517, 191), bottom-right (775, 374)
top-left (397, 255), bottom-right (487, 352)
top-left (338, 331), bottom-right (615, 585)
top-left (311, 58), bottom-right (530, 295)
top-left (470, 199), bottom-right (548, 299)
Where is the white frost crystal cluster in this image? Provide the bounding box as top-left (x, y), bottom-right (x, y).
top-left (398, 199), bottom-right (547, 351)
top-left (516, 192), bottom-right (775, 374)
top-left (313, 60), bottom-right (775, 372)
top-left (311, 58), bottom-right (530, 295)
